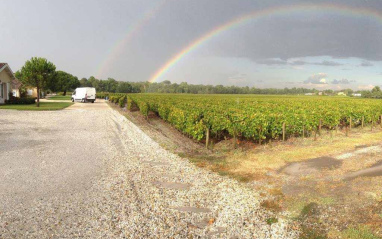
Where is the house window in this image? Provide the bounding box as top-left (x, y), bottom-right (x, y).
top-left (0, 83), bottom-right (3, 98)
top-left (27, 89), bottom-right (33, 96)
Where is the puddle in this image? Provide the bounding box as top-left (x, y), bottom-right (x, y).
top-left (282, 182), bottom-right (317, 196)
top-left (172, 206), bottom-right (211, 213)
top-left (344, 161), bottom-right (382, 180)
top-left (153, 181), bottom-right (191, 190)
top-left (193, 218), bottom-right (211, 228)
top-left (281, 157), bottom-right (342, 176)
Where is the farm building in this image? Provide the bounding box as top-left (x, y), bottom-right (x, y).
top-left (0, 63), bottom-right (16, 104)
top-left (337, 92), bottom-right (346, 96)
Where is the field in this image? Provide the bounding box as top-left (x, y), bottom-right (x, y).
top-left (104, 93), bottom-right (382, 145)
top-left (106, 93), bottom-right (382, 238)
top-left (0, 102), bottom-right (73, 110)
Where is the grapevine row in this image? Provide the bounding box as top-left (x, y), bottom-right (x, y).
top-left (104, 93), bottom-right (382, 143)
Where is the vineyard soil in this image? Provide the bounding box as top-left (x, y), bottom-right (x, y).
top-left (110, 101), bottom-right (382, 238)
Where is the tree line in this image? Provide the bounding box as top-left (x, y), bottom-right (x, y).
top-left (15, 57), bottom-right (377, 107)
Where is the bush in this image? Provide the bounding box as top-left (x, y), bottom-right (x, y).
top-left (139, 101), bottom-right (149, 118)
top-left (5, 97), bottom-right (36, 105)
top-left (118, 96), bottom-right (127, 108)
top-left (127, 95), bottom-right (137, 111)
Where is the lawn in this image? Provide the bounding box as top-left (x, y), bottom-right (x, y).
top-left (47, 95), bottom-right (72, 101)
top-left (0, 102), bottom-right (73, 110)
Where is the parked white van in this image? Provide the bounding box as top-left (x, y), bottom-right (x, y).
top-left (71, 87), bottom-right (96, 103)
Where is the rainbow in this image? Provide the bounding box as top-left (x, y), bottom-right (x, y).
top-left (149, 3), bottom-right (382, 83)
top-left (96, 0), bottom-right (169, 79)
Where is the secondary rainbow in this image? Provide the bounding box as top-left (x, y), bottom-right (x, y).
top-left (96, 0), bottom-right (169, 79)
top-left (149, 3), bottom-right (382, 83)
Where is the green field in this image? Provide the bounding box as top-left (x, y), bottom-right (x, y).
top-left (47, 95), bottom-right (72, 101)
top-left (108, 94), bottom-right (382, 143)
top-left (0, 102), bottom-right (73, 111)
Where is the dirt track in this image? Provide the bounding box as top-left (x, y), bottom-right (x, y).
top-left (0, 101), bottom-right (297, 238)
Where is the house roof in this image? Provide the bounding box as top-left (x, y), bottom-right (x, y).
top-left (0, 63), bottom-right (16, 80)
top-left (11, 78), bottom-right (22, 89)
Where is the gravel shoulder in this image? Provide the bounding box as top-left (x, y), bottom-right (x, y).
top-left (0, 101), bottom-right (298, 238)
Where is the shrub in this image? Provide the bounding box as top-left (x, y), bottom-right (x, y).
top-left (127, 95), bottom-right (137, 111)
top-left (118, 96), bottom-right (127, 108)
top-left (5, 97), bottom-right (36, 105)
top-left (139, 101), bottom-right (149, 118)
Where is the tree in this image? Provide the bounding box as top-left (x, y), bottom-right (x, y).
top-left (371, 86), bottom-right (381, 93)
top-left (47, 71), bottom-right (80, 95)
top-left (116, 81), bottom-right (132, 93)
top-left (79, 77), bottom-right (91, 87)
top-left (19, 57), bottom-right (56, 107)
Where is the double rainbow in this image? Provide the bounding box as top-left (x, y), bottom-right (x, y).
top-left (149, 3), bottom-right (382, 83)
top-left (96, 0), bottom-right (170, 78)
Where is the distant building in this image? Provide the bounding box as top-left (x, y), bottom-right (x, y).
top-left (352, 93), bottom-right (362, 97)
top-left (305, 93), bottom-right (314, 96)
top-left (338, 92), bottom-right (346, 96)
top-left (318, 92), bottom-right (323, 96)
top-left (0, 63), bottom-right (16, 104)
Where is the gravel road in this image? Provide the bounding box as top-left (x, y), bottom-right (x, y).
top-left (0, 101), bottom-right (298, 238)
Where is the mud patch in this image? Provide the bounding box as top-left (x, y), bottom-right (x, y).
top-left (282, 181), bottom-right (317, 196)
top-left (153, 181), bottom-right (191, 190)
top-left (281, 157), bottom-right (342, 176)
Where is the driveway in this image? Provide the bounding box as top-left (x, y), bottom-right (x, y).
top-left (0, 101), bottom-right (297, 238)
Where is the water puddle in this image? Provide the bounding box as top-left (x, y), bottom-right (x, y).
top-left (153, 181), bottom-right (191, 190)
top-left (281, 156), bottom-right (342, 176)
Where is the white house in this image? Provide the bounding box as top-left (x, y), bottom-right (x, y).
top-left (0, 63), bottom-right (16, 104)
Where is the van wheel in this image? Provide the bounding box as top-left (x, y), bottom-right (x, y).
top-left (71, 98), bottom-right (74, 102)
top-left (91, 100), bottom-right (94, 103)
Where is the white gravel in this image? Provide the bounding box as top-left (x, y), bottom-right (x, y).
top-left (0, 102), bottom-right (298, 238)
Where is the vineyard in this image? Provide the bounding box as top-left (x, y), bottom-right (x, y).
top-left (98, 93), bottom-right (382, 145)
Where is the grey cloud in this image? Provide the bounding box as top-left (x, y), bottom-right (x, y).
top-left (304, 73), bottom-right (328, 84)
top-left (208, 3), bottom-right (382, 63)
top-left (290, 60), bottom-right (307, 65)
top-left (255, 59), bottom-right (287, 65)
top-left (260, 59), bottom-right (344, 67)
top-left (332, 79), bottom-right (351, 84)
top-left (360, 61), bottom-right (373, 67)
top-left (313, 60), bottom-right (343, 66)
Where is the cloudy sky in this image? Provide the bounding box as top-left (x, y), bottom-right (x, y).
top-left (1, 0), bottom-right (382, 89)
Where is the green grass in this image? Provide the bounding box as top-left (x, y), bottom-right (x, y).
top-left (0, 102), bottom-right (73, 111)
top-left (341, 226), bottom-right (380, 239)
top-left (47, 95), bottom-right (72, 101)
